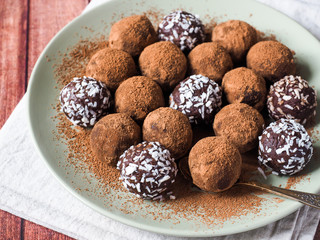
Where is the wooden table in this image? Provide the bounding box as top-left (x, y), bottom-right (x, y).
top-left (0, 0), bottom-right (320, 239)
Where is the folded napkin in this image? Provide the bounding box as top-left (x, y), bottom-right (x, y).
top-left (1, 0), bottom-right (319, 239)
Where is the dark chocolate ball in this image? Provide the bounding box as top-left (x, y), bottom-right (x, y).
top-left (258, 119), bottom-right (313, 175)
top-left (169, 74), bottom-right (222, 124)
top-left (117, 141), bottom-right (178, 200)
top-left (59, 77), bottom-right (112, 127)
top-left (158, 11), bottom-right (205, 53)
top-left (267, 75), bottom-right (317, 125)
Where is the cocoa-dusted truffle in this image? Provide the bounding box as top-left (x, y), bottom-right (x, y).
top-left (188, 42), bottom-right (233, 83)
top-left (258, 119), bottom-right (313, 175)
top-left (222, 67), bottom-right (267, 111)
top-left (158, 10), bottom-right (205, 53)
top-left (212, 20), bottom-right (257, 63)
top-left (143, 107), bottom-right (193, 159)
top-left (189, 136), bottom-right (242, 192)
top-left (247, 41), bottom-right (296, 83)
top-left (139, 41), bottom-right (187, 92)
top-left (117, 141), bottom-right (178, 200)
top-left (115, 76), bottom-right (165, 122)
top-left (169, 74), bottom-right (222, 124)
top-left (267, 75), bottom-right (317, 125)
top-left (213, 103), bottom-right (265, 153)
top-left (59, 77), bottom-right (112, 127)
top-left (90, 113), bottom-right (141, 166)
top-left (109, 15), bottom-right (157, 57)
top-left (86, 48), bottom-right (137, 91)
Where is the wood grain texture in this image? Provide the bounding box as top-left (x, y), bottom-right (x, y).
top-left (0, 210), bottom-right (22, 240)
top-left (27, 0), bottom-right (89, 81)
top-left (0, 0), bottom-right (28, 128)
top-left (23, 221), bottom-right (74, 240)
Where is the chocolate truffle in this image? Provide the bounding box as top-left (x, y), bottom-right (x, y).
top-left (115, 76), bottom-right (165, 122)
top-left (142, 107), bottom-right (193, 159)
top-left (188, 42), bottom-right (233, 83)
top-left (90, 113), bottom-right (141, 166)
top-left (109, 15), bottom-right (157, 57)
top-left (212, 20), bottom-right (257, 63)
top-left (213, 103), bottom-right (265, 153)
top-left (86, 48), bottom-right (137, 91)
top-left (258, 119), bottom-right (313, 175)
top-left (117, 141), bottom-right (178, 200)
top-left (139, 41), bottom-right (187, 92)
top-left (158, 10), bottom-right (205, 53)
top-left (189, 136), bottom-right (242, 192)
top-left (169, 74), bottom-right (222, 124)
top-left (267, 75), bottom-right (317, 125)
top-left (59, 77), bottom-right (112, 127)
top-left (222, 67), bottom-right (267, 111)
top-left (247, 41), bottom-right (296, 83)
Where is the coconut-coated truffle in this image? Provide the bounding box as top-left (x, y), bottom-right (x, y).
top-left (169, 74), bottom-right (222, 124)
top-left (158, 10), bottom-right (205, 53)
top-left (212, 20), bottom-right (257, 63)
top-left (59, 77), bottom-right (112, 127)
top-left (213, 103), bottom-right (265, 153)
top-left (115, 76), bottom-right (165, 122)
top-left (267, 75), bottom-right (317, 125)
top-left (117, 141), bottom-right (178, 200)
top-left (139, 41), bottom-right (187, 92)
top-left (189, 136), bottom-right (242, 192)
top-left (247, 41), bottom-right (296, 83)
top-left (90, 113), bottom-right (141, 166)
top-left (222, 67), bottom-right (267, 111)
top-left (142, 107), bottom-right (193, 159)
top-left (86, 48), bottom-right (137, 91)
top-left (109, 15), bottom-right (157, 57)
top-left (188, 42), bottom-right (233, 83)
top-left (258, 119), bottom-right (313, 175)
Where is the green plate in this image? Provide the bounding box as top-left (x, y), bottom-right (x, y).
top-left (27, 0), bottom-right (320, 237)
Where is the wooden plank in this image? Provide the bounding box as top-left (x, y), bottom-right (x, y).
top-left (23, 221), bottom-right (75, 240)
top-left (23, 0), bottom-right (88, 239)
top-left (27, 0), bottom-right (89, 81)
top-left (0, 0), bottom-right (28, 128)
top-left (0, 210), bottom-right (22, 240)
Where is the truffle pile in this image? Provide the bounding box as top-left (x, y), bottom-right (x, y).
top-left (58, 11), bottom-right (316, 200)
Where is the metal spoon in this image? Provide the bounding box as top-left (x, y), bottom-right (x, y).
top-left (178, 157), bottom-right (320, 210)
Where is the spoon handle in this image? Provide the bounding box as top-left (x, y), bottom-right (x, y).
top-left (237, 182), bottom-right (320, 210)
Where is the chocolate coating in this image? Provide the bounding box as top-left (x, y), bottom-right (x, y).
top-left (188, 42), bottom-right (233, 83)
top-left (109, 15), bottom-right (157, 57)
top-left (212, 20), bottom-right (257, 63)
top-left (189, 136), bottom-right (242, 192)
top-left (213, 103), bottom-right (265, 153)
top-left (158, 10), bottom-right (205, 53)
top-left (115, 76), bottom-right (165, 122)
top-left (222, 67), bottom-right (267, 111)
top-left (258, 119), bottom-right (313, 175)
top-left (90, 113), bottom-right (141, 166)
top-left (139, 41), bottom-right (187, 92)
top-left (247, 41), bottom-right (296, 83)
top-left (117, 141), bottom-right (178, 200)
top-left (267, 75), bottom-right (317, 125)
top-left (169, 74), bottom-right (222, 124)
top-left (59, 77), bottom-right (112, 127)
top-left (86, 48), bottom-right (137, 91)
top-left (142, 107), bottom-right (193, 159)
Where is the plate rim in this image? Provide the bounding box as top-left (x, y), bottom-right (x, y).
top-left (26, 0), bottom-right (320, 237)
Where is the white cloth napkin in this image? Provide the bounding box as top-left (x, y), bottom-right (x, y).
top-left (1, 1), bottom-right (320, 239)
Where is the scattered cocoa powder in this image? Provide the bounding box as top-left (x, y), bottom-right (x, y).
top-left (49, 14), bottom-right (313, 232)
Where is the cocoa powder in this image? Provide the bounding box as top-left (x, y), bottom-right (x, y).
top-left (51, 18), bottom-right (311, 230)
